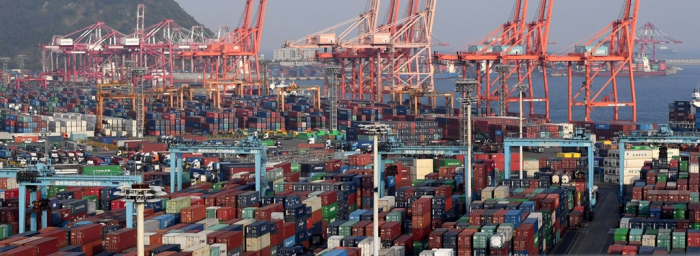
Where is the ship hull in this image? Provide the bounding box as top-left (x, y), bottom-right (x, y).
top-left (549, 70), bottom-right (667, 77)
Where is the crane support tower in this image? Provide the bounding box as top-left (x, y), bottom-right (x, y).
top-left (548, 0), bottom-right (640, 122)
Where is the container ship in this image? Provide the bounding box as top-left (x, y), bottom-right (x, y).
top-left (549, 56), bottom-right (670, 77)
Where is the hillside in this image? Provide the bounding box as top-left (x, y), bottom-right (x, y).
top-left (0, 0), bottom-right (211, 70)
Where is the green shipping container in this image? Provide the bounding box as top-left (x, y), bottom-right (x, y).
top-left (291, 163), bottom-right (301, 173)
top-left (0, 224), bottom-right (11, 240)
top-left (339, 221), bottom-right (358, 236)
top-left (322, 203), bottom-right (338, 217)
top-left (166, 197), bottom-right (191, 214)
top-left (614, 228), bottom-right (629, 242)
top-left (437, 159), bottom-right (462, 168)
top-left (413, 241), bottom-right (427, 256)
top-left (82, 165), bottom-right (122, 176)
top-left (473, 232), bottom-right (491, 249)
top-left (242, 207), bottom-right (258, 219)
top-left (207, 207), bottom-right (219, 219)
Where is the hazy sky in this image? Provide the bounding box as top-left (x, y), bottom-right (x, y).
top-left (174, 0), bottom-right (700, 56)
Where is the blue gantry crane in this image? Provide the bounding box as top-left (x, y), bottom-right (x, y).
top-left (10, 163), bottom-right (143, 233)
top-left (503, 129), bottom-right (597, 213)
top-left (168, 137), bottom-right (268, 194)
top-left (618, 125), bottom-right (700, 203)
top-left (376, 138), bottom-right (470, 198)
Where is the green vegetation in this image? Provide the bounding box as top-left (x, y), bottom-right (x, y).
top-left (0, 0), bottom-right (211, 70)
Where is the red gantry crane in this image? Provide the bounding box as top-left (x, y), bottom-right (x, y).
top-left (635, 22), bottom-right (682, 62)
top-left (547, 0), bottom-right (640, 122)
top-left (195, 0), bottom-right (268, 95)
top-left (40, 22), bottom-right (126, 84)
top-left (434, 0), bottom-right (553, 120)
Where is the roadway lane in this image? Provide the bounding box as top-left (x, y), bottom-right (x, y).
top-left (552, 183), bottom-right (620, 255)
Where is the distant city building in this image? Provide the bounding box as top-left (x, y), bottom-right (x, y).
top-left (273, 48), bottom-right (317, 61)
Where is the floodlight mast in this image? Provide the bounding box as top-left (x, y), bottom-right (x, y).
top-left (359, 123), bottom-right (391, 256)
top-left (515, 83), bottom-right (529, 180)
top-left (119, 183), bottom-right (164, 256)
top-left (455, 79), bottom-right (478, 210)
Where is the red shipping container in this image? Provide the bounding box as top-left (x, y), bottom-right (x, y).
top-left (82, 238), bottom-right (104, 256)
top-left (412, 213), bottom-right (431, 229)
top-left (319, 191), bottom-right (338, 206)
top-left (36, 229), bottom-right (68, 248)
top-left (429, 229), bottom-right (448, 249)
top-left (70, 224), bottom-right (103, 245)
top-left (217, 207), bottom-right (236, 221)
top-left (380, 222), bottom-right (402, 241)
top-left (325, 160), bottom-right (342, 172)
top-left (351, 221), bottom-right (371, 236)
top-left (206, 231), bottom-right (227, 244)
top-left (216, 231), bottom-right (243, 251)
top-left (458, 229), bottom-right (477, 249)
top-left (105, 228), bottom-right (137, 253)
top-left (412, 198), bottom-right (431, 216)
top-left (365, 221), bottom-right (385, 238)
top-left (0, 246), bottom-right (36, 256)
top-left (254, 205), bottom-right (274, 220)
top-left (393, 235), bottom-right (414, 253)
top-left (24, 237), bottom-right (59, 256)
top-left (181, 205), bottom-right (207, 223)
top-left (412, 227), bottom-right (431, 242)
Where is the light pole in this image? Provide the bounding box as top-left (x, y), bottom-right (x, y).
top-left (514, 84), bottom-right (528, 179)
top-left (116, 184), bottom-right (166, 256)
top-left (455, 79), bottom-right (478, 210)
top-left (359, 123), bottom-right (390, 256)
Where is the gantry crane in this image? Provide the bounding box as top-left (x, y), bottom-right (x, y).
top-left (434, 0), bottom-right (553, 120)
top-left (276, 83), bottom-right (321, 111)
top-left (146, 86), bottom-right (185, 109)
top-left (635, 22), bottom-right (682, 62)
top-left (196, 0), bottom-right (268, 95)
top-left (408, 89), bottom-right (454, 115)
top-left (182, 84), bottom-right (221, 109)
top-left (547, 0), bottom-right (640, 122)
top-left (96, 82), bottom-right (141, 135)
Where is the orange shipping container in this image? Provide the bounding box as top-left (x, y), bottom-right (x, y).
top-left (14, 136), bottom-right (39, 143)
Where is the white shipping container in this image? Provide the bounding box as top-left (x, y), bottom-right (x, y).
top-left (604, 174), bottom-right (620, 184)
top-left (379, 196), bottom-right (396, 212)
top-left (623, 168), bottom-right (642, 185)
top-left (271, 212), bottom-right (284, 220)
top-left (482, 187), bottom-right (495, 199)
top-left (414, 159), bottom-right (433, 180)
top-left (302, 197), bottom-right (322, 212)
top-left (642, 235), bottom-right (656, 247)
top-left (523, 160), bottom-right (539, 170)
top-left (5, 178), bottom-right (17, 189)
top-left (390, 246), bottom-right (406, 256)
top-left (196, 218), bottom-right (219, 229)
top-left (245, 233), bottom-right (271, 252)
top-left (496, 225), bottom-right (513, 242)
top-left (419, 250), bottom-right (435, 256)
top-left (433, 249), bottom-right (453, 256)
top-left (527, 212), bottom-right (543, 230)
top-left (690, 163), bottom-right (699, 173)
top-left (494, 186), bottom-right (509, 199)
top-left (183, 243), bottom-right (209, 256)
top-left (358, 237), bottom-right (374, 256)
top-left (143, 232), bottom-right (156, 245)
top-left (379, 248), bottom-right (396, 256)
top-left (328, 236), bottom-right (343, 250)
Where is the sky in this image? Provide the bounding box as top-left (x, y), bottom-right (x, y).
top-left (174, 0), bottom-right (700, 56)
